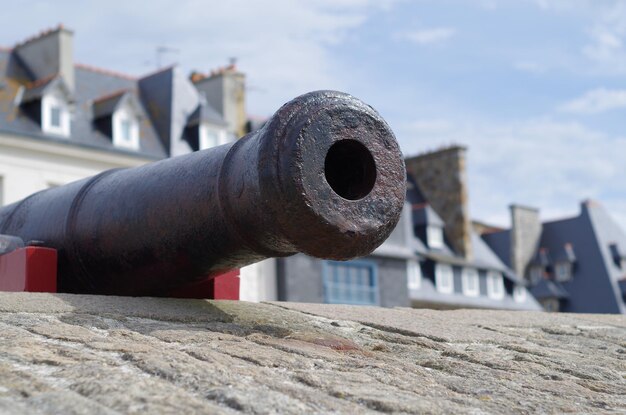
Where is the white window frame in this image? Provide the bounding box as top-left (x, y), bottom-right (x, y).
top-left (427, 225), bottom-right (444, 249)
top-left (462, 268), bottom-right (480, 297)
top-left (486, 271), bottom-right (505, 300)
top-left (513, 285), bottom-right (527, 303)
top-left (435, 263), bottom-right (454, 294)
top-left (200, 124), bottom-right (228, 150)
top-left (41, 91), bottom-right (70, 137)
top-left (407, 259), bottom-right (422, 290)
top-left (554, 262), bottom-right (572, 282)
top-left (113, 105), bottom-right (140, 150)
top-left (200, 124), bottom-right (219, 149)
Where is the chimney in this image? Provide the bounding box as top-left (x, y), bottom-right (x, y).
top-left (13, 25), bottom-right (74, 91)
top-left (192, 64), bottom-right (246, 138)
top-left (509, 204), bottom-right (542, 278)
top-left (405, 146), bottom-right (472, 259)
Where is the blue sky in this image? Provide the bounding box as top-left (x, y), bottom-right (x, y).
top-left (2, 0), bottom-right (625, 228)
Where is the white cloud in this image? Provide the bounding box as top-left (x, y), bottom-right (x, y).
top-left (530, 1), bottom-right (626, 74)
top-left (397, 117), bottom-right (626, 229)
top-left (558, 88), bottom-right (626, 114)
top-left (396, 27), bottom-right (456, 45)
top-left (0, 0), bottom-right (397, 116)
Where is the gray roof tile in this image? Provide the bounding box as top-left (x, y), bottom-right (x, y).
top-left (1, 47), bottom-right (230, 160)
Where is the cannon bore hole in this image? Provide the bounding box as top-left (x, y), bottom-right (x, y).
top-left (324, 139), bottom-right (376, 200)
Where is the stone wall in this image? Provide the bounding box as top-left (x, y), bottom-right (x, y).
top-left (510, 204), bottom-right (542, 278)
top-left (0, 292), bottom-right (624, 414)
top-left (405, 146), bottom-right (472, 259)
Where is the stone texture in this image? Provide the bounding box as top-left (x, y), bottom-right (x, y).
top-left (0, 292), bottom-right (624, 414)
top-left (510, 204), bottom-right (542, 278)
top-left (405, 146), bottom-right (472, 259)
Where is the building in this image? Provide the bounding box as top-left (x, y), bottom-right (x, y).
top-left (261, 146), bottom-right (540, 310)
top-left (0, 25), bottom-right (245, 207)
top-left (0, 25), bottom-right (279, 292)
top-left (482, 201), bottom-right (626, 313)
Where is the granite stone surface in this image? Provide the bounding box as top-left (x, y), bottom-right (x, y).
top-left (0, 292), bottom-right (624, 414)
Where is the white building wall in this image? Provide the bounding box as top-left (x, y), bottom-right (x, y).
top-left (0, 132), bottom-right (154, 207)
top-left (239, 259), bottom-right (278, 302)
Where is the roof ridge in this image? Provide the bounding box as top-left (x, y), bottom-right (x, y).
top-left (14, 24), bottom-right (68, 48)
top-left (25, 73), bottom-right (59, 89)
top-left (75, 62), bottom-right (137, 81)
top-left (138, 64), bottom-right (177, 80)
top-left (93, 88), bottom-right (132, 104)
top-left (407, 144), bottom-right (467, 160)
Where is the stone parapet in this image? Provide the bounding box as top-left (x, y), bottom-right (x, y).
top-left (0, 292), bottom-right (624, 413)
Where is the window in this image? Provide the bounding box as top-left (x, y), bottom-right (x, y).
top-left (200, 126), bottom-right (220, 150)
top-left (486, 271), bottom-right (505, 300)
top-left (554, 262), bottom-right (572, 282)
top-left (529, 266), bottom-right (543, 283)
top-left (50, 106), bottom-right (61, 127)
top-left (427, 225), bottom-right (444, 249)
top-left (323, 260), bottom-right (378, 305)
top-left (435, 264), bottom-right (454, 294)
top-left (42, 93), bottom-right (70, 137)
top-left (113, 113), bottom-right (139, 150)
top-left (462, 268), bottom-right (480, 297)
top-left (513, 285), bottom-right (527, 303)
top-left (407, 260), bottom-right (421, 290)
top-left (120, 119), bottom-right (132, 143)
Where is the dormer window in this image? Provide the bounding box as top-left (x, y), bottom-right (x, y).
top-left (20, 77), bottom-right (73, 138)
top-left (427, 225), bottom-right (444, 249)
top-left (513, 285), bottom-right (527, 303)
top-left (113, 110), bottom-right (139, 150)
top-left (486, 271), bottom-right (505, 300)
top-left (407, 259), bottom-right (422, 290)
top-left (435, 263), bottom-right (454, 294)
top-left (610, 243), bottom-right (625, 269)
top-left (554, 262), bottom-right (572, 282)
top-left (92, 90), bottom-right (142, 151)
top-left (462, 268), bottom-right (480, 297)
top-left (42, 93), bottom-right (71, 137)
top-left (185, 103), bottom-right (228, 151)
top-left (200, 125), bottom-right (224, 150)
top-left (50, 105), bottom-right (62, 128)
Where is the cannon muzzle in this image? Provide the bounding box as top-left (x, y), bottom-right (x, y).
top-left (0, 91), bottom-right (406, 296)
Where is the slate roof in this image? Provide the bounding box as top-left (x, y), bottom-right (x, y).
top-left (483, 200), bottom-right (626, 314)
top-left (187, 103), bottom-right (227, 127)
top-left (404, 172), bottom-right (539, 310)
top-left (0, 44), bottom-right (229, 160)
top-left (413, 204), bottom-right (445, 227)
top-left (532, 279), bottom-right (569, 300)
top-left (92, 89), bottom-right (130, 119)
top-left (21, 75), bottom-right (71, 103)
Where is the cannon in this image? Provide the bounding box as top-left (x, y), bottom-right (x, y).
top-left (0, 91), bottom-right (406, 296)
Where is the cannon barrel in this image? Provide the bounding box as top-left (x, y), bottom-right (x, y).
top-left (0, 91), bottom-right (406, 296)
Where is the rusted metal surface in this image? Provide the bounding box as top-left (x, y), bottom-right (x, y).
top-left (0, 91), bottom-right (406, 296)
